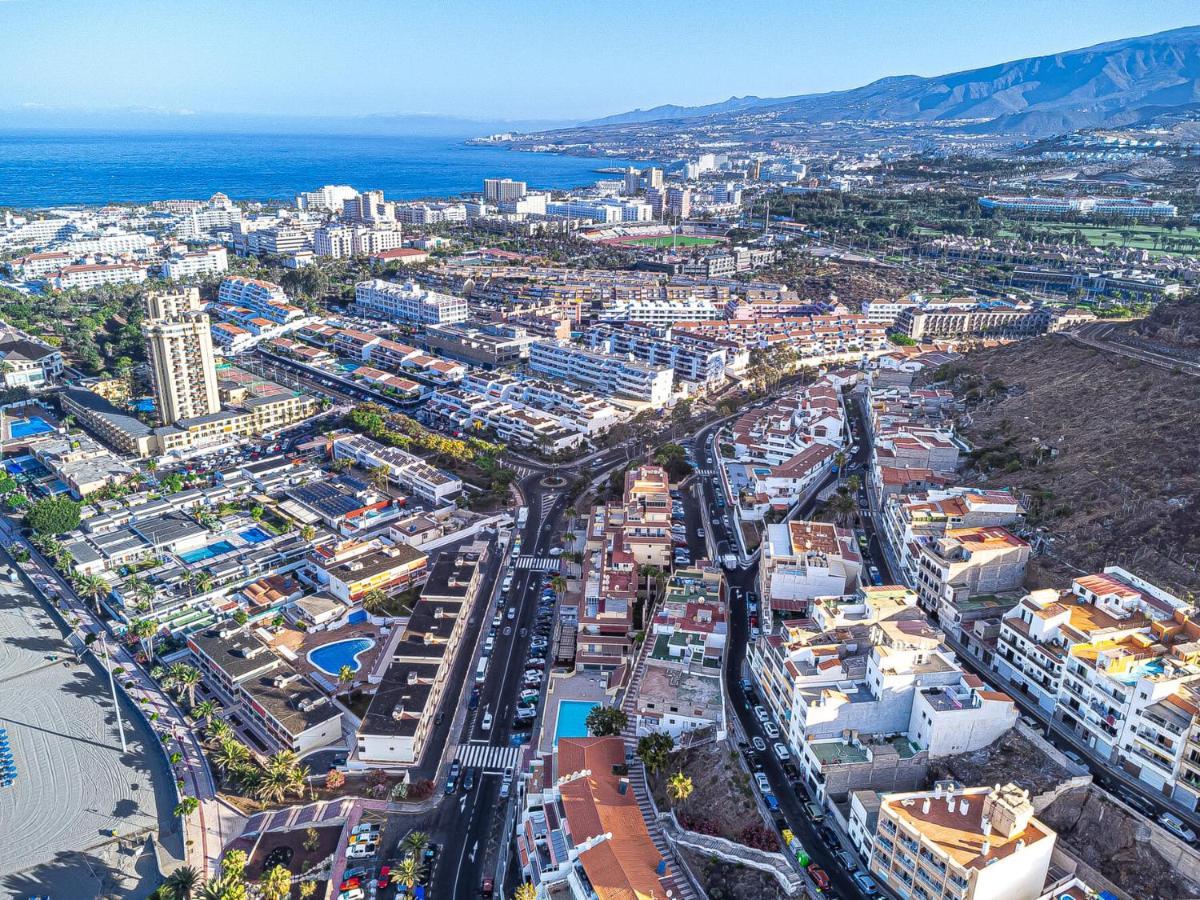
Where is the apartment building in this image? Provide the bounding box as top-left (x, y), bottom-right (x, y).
top-left (913, 526), bottom-right (1030, 624)
top-left (730, 378), bottom-right (844, 465)
top-left (421, 321), bottom-right (534, 368)
top-left (759, 520), bottom-right (862, 628)
top-left (483, 178), bottom-right (526, 202)
top-left (7, 251), bottom-right (72, 280)
top-left (328, 432), bottom-right (463, 504)
top-left (896, 303), bottom-right (1051, 342)
top-left (216, 276), bottom-right (306, 325)
top-left (0, 339), bottom-right (63, 389)
top-left (749, 587), bottom-right (1015, 799)
top-left (582, 322), bottom-right (727, 387)
top-left (307, 539), bottom-right (428, 604)
top-left (879, 488), bottom-right (1025, 589)
top-left (978, 194), bottom-right (1177, 220)
top-left (312, 224), bottom-right (404, 258)
top-left (294, 184), bottom-right (359, 212)
top-left (529, 340), bottom-right (673, 407)
top-left (595, 296), bottom-right (723, 325)
top-left (187, 627), bottom-right (342, 754)
top-left (354, 279), bottom-right (469, 325)
top-left (357, 541), bottom-right (490, 764)
top-left (143, 288), bottom-right (221, 425)
top-left (50, 262), bottom-right (148, 290)
top-left (163, 245), bottom-right (229, 280)
top-left (862, 781), bottom-right (1056, 900)
top-left (515, 736), bottom-right (675, 899)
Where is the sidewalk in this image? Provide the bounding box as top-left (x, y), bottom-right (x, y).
top-left (7, 523), bottom-right (241, 877)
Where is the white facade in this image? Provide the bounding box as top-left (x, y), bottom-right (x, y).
top-left (353, 279), bottom-right (469, 326)
top-left (164, 246), bottom-right (229, 280)
top-left (51, 263), bottom-right (148, 290)
top-left (295, 184), bottom-right (359, 212)
top-left (528, 340), bottom-right (674, 407)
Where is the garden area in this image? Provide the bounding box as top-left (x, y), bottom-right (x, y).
top-left (679, 848), bottom-right (792, 900)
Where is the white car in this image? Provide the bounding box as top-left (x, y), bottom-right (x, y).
top-left (350, 823), bottom-right (379, 836)
top-left (755, 772), bottom-right (771, 793)
top-left (1159, 812), bottom-right (1197, 843)
top-left (773, 742), bottom-right (791, 762)
top-left (754, 705), bottom-right (769, 723)
top-left (763, 722), bottom-right (780, 740)
top-left (481, 710), bottom-right (493, 731)
top-left (339, 890), bottom-right (365, 900)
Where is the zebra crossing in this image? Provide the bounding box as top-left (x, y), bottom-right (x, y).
top-left (454, 743), bottom-right (524, 771)
top-left (513, 556), bottom-right (560, 572)
top-left (692, 468), bottom-right (715, 476)
top-left (538, 492), bottom-right (558, 519)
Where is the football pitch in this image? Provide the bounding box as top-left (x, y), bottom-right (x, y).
top-left (627, 235), bottom-right (722, 248)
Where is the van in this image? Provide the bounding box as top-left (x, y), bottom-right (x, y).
top-left (475, 657), bottom-right (488, 683)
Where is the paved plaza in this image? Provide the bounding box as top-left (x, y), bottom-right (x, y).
top-left (0, 571), bottom-right (180, 899)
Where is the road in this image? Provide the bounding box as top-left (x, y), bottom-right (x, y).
top-left (1066, 321), bottom-right (1200, 378)
top-left (686, 416), bottom-right (873, 900)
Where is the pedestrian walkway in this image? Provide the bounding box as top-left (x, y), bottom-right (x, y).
top-left (626, 762), bottom-right (700, 900)
top-left (453, 742), bottom-right (523, 771)
top-left (513, 556), bottom-right (560, 572)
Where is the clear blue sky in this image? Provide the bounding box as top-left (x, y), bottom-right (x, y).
top-left (1, 0), bottom-right (1196, 122)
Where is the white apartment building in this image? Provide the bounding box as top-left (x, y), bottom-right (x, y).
top-left (862, 294), bottom-right (924, 325)
top-left (0, 339), bottom-right (64, 389)
top-left (0, 216), bottom-right (75, 250)
top-left (595, 296), bottom-right (723, 325)
top-left (7, 251), bottom-right (72, 280)
top-left (295, 184), bottom-right (359, 212)
top-left (582, 323), bottom-right (727, 387)
top-left (50, 262), bottom-right (148, 290)
top-left (354, 279), bottom-right (468, 325)
top-left (143, 289), bottom-right (221, 425)
top-left (163, 246), bottom-right (229, 280)
top-left (396, 203), bottom-right (467, 225)
top-left (176, 204), bottom-right (242, 240)
top-left (498, 192), bottom-right (549, 216)
top-left (216, 276), bottom-right (306, 325)
top-left (313, 224), bottom-right (405, 258)
top-left (483, 178), bottom-right (526, 202)
top-left (759, 520), bottom-right (862, 628)
top-left (329, 433), bottom-right (462, 504)
top-left (528, 340), bottom-right (674, 407)
top-left (60, 232), bottom-right (156, 257)
top-left (863, 782), bottom-right (1056, 900)
top-left (914, 526), bottom-right (1030, 623)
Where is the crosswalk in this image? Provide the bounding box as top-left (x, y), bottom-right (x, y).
top-left (514, 556), bottom-right (560, 572)
top-left (692, 468), bottom-right (715, 476)
top-left (454, 743), bottom-right (524, 771)
top-left (538, 492), bottom-right (558, 520)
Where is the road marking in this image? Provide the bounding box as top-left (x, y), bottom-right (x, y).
top-left (454, 743), bottom-right (523, 771)
top-left (513, 556), bottom-right (560, 571)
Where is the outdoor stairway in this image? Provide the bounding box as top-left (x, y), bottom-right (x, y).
top-left (625, 761), bottom-right (700, 900)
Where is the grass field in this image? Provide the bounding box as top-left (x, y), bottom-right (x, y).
top-left (993, 223), bottom-right (1200, 254)
top-left (627, 235), bottom-right (722, 248)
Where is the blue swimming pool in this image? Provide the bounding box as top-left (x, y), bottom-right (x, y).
top-left (240, 526), bottom-right (272, 544)
top-left (180, 540), bottom-right (236, 564)
top-left (308, 638), bottom-right (375, 675)
top-left (9, 416), bottom-right (52, 439)
top-left (4, 454), bottom-right (40, 475)
top-left (131, 397), bottom-right (156, 413)
top-left (554, 700), bottom-right (599, 746)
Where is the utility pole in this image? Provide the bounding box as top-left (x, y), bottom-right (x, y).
top-left (102, 636), bottom-right (128, 754)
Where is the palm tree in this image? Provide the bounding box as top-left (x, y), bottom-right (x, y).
top-left (368, 463), bottom-right (390, 493)
top-left (253, 768), bottom-right (290, 804)
top-left (191, 699), bottom-right (221, 726)
top-left (206, 718), bottom-right (232, 745)
top-left (128, 618), bottom-right (157, 664)
top-left (337, 665), bottom-right (355, 694)
top-left (212, 737), bottom-right (251, 775)
top-left (193, 572), bottom-right (214, 595)
top-left (73, 573), bottom-right (110, 609)
top-left (299, 524), bottom-right (316, 543)
top-left (161, 865), bottom-right (201, 900)
top-left (390, 855), bottom-right (424, 891)
top-left (401, 830), bottom-right (430, 859)
top-left (361, 588), bottom-right (388, 614)
top-left (666, 771), bottom-right (694, 806)
top-left (170, 663), bottom-right (202, 707)
top-left (173, 796), bottom-right (200, 819)
top-left (549, 574), bottom-right (568, 598)
top-left (196, 883), bottom-right (226, 900)
top-left (513, 883), bottom-right (537, 900)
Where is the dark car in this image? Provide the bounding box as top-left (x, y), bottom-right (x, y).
top-left (462, 767), bottom-right (476, 792)
top-left (468, 688), bottom-right (480, 710)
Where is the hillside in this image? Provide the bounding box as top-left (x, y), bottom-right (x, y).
top-left (562, 25), bottom-right (1200, 139)
top-left (930, 327), bottom-right (1200, 594)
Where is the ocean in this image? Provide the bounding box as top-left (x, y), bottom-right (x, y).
top-left (0, 130), bottom-right (638, 207)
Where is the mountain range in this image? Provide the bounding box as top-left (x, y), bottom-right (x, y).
top-left (581, 25), bottom-right (1200, 137)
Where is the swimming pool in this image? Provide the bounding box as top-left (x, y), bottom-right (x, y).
top-left (180, 540), bottom-right (236, 564)
top-left (9, 417), bottom-right (52, 439)
top-left (239, 526), bottom-right (272, 544)
top-left (308, 638), bottom-right (375, 676)
top-left (131, 397), bottom-right (156, 413)
top-left (554, 700), bottom-right (599, 746)
top-left (4, 454), bottom-right (40, 475)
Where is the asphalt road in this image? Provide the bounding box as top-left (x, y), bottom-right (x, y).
top-left (689, 414), bottom-right (873, 900)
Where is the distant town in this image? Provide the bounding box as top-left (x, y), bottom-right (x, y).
top-left (1, 127), bottom-right (1199, 900)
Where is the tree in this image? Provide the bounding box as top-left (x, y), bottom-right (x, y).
top-left (161, 865), bottom-right (201, 899)
top-left (212, 737), bottom-right (251, 775)
top-left (584, 705), bottom-right (628, 737)
top-left (298, 882), bottom-right (317, 899)
top-left (258, 865), bottom-right (292, 900)
top-left (666, 770), bottom-right (694, 806)
top-left (194, 572), bottom-right (214, 595)
top-left (128, 617), bottom-right (157, 663)
top-left (390, 855), bottom-right (424, 891)
top-left (299, 524), bottom-right (316, 543)
top-left (170, 663), bottom-right (202, 707)
top-left (636, 732), bottom-right (675, 774)
top-left (337, 665), bottom-right (355, 693)
top-left (368, 463), bottom-right (390, 493)
top-left (826, 490), bottom-right (856, 525)
top-left (331, 456), bottom-right (353, 473)
top-left (26, 495), bottom-right (82, 535)
top-left (361, 588), bottom-right (389, 614)
top-left (192, 699), bottom-right (221, 726)
top-left (401, 830), bottom-right (430, 859)
top-left (73, 573), bottom-right (110, 609)
top-left (513, 883), bottom-right (537, 900)
top-left (303, 826), bottom-right (320, 851)
top-left (173, 796), bottom-right (200, 819)
top-left (548, 574), bottom-right (568, 598)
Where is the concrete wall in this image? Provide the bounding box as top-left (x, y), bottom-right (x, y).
top-left (659, 813), bottom-right (805, 896)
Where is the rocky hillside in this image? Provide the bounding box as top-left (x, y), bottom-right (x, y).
top-left (930, 331), bottom-right (1200, 593)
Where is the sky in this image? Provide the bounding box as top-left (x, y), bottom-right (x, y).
top-left (0, 0), bottom-right (1197, 125)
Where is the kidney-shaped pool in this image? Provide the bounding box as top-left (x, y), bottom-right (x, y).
top-left (307, 637), bottom-right (375, 676)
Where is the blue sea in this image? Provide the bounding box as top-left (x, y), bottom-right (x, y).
top-left (0, 130), bottom-right (638, 207)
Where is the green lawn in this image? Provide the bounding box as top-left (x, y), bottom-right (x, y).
top-left (994, 222), bottom-right (1200, 255)
top-left (628, 235), bottom-right (722, 248)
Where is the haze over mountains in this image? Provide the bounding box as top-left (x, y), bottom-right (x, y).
top-left (582, 25), bottom-right (1200, 137)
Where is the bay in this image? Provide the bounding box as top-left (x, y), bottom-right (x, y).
top-left (0, 130), bottom-right (636, 207)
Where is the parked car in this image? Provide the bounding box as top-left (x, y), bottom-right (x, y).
top-left (764, 722), bottom-right (780, 740)
top-left (1159, 812), bottom-right (1197, 843)
top-left (481, 711), bottom-right (493, 731)
top-left (764, 793), bottom-right (779, 811)
top-left (835, 849), bottom-right (858, 872)
top-left (852, 871), bottom-right (880, 896)
top-left (807, 864), bottom-right (830, 892)
top-left (754, 706), bottom-right (769, 723)
top-left (805, 801), bottom-right (825, 822)
top-left (752, 736), bottom-right (767, 752)
top-left (462, 767), bottom-right (476, 792)
top-left (755, 772), bottom-right (771, 793)
top-left (773, 742), bottom-right (791, 762)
